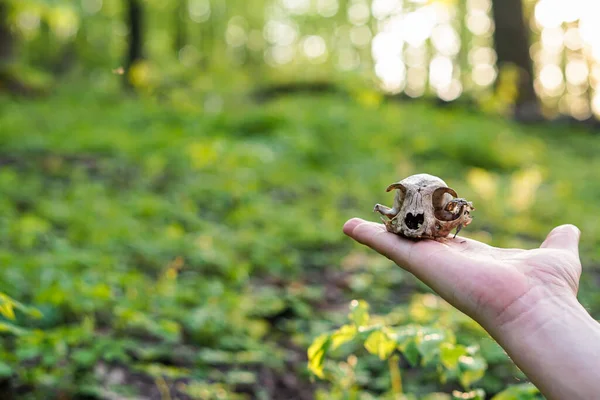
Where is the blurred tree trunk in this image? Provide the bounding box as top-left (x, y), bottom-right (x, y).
top-left (174, 0), bottom-right (186, 53)
top-left (124, 0), bottom-right (144, 86)
top-left (0, 0), bottom-right (19, 93)
top-left (490, 0), bottom-right (542, 121)
top-left (0, 2), bottom-right (47, 96)
top-left (246, 0), bottom-right (266, 82)
top-left (0, 1), bottom-right (12, 68)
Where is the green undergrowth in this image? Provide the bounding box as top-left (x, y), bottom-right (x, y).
top-left (0, 84), bottom-right (599, 398)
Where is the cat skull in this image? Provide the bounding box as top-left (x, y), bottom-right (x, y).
top-left (373, 173), bottom-right (474, 239)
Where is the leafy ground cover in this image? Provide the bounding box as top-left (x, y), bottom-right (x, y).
top-left (1, 83), bottom-right (600, 399)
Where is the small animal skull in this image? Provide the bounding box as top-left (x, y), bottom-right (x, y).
top-left (373, 173), bottom-right (474, 240)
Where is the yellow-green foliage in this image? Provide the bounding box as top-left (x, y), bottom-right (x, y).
top-left (1, 85), bottom-right (599, 398)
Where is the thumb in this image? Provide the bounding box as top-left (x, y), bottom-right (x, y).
top-left (540, 224), bottom-right (581, 255)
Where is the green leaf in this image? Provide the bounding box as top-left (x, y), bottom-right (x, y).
top-left (0, 322), bottom-right (25, 336)
top-left (348, 300), bottom-right (370, 327)
top-left (76, 385), bottom-right (106, 398)
top-left (452, 389), bottom-right (486, 400)
top-left (23, 306), bottom-right (43, 319)
top-left (392, 324), bottom-right (419, 365)
top-left (0, 293), bottom-right (42, 320)
top-left (458, 355), bottom-right (487, 388)
top-left (398, 338), bottom-right (420, 367)
top-left (440, 343), bottom-right (468, 370)
top-left (71, 349), bottom-right (97, 368)
top-left (0, 361), bottom-right (12, 378)
top-left (393, 325), bottom-right (419, 344)
top-left (307, 333), bottom-right (331, 378)
top-left (422, 394), bottom-right (452, 400)
top-left (460, 370), bottom-right (485, 390)
top-left (330, 324), bottom-right (357, 351)
top-left (364, 330), bottom-right (396, 360)
top-left (491, 383), bottom-right (540, 400)
top-left (415, 328), bottom-right (449, 365)
top-left (0, 303), bottom-right (15, 320)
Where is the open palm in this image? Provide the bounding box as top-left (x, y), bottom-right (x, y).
top-left (343, 218), bottom-right (582, 331)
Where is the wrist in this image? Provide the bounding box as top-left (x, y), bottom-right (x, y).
top-left (485, 288), bottom-right (600, 400)
top-left (488, 286), bottom-right (587, 338)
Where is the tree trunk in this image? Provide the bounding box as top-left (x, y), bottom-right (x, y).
top-left (124, 0), bottom-right (143, 86)
top-left (490, 0), bottom-right (542, 120)
top-left (174, 0), bottom-right (186, 53)
top-left (0, 1), bottom-right (13, 68)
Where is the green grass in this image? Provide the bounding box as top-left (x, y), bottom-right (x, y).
top-left (0, 84), bottom-right (599, 398)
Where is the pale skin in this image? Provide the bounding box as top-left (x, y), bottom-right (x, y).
top-left (343, 218), bottom-right (600, 400)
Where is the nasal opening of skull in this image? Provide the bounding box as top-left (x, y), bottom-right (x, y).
top-left (404, 212), bottom-right (425, 230)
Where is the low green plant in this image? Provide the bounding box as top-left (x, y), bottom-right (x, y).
top-left (1, 83), bottom-right (599, 397)
top-left (309, 299), bottom-right (543, 400)
top-left (309, 298), bottom-right (487, 397)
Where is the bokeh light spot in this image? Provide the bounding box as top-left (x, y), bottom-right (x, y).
top-left (348, 3), bottom-right (371, 26)
top-left (303, 35), bottom-right (328, 60)
top-left (565, 59), bottom-right (589, 86)
top-left (429, 55), bottom-right (453, 90)
top-left (188, 0), bottom-right (211, 23)
top-left (431, 24), bottom-right (460, 57)
top-left (375, 58), bottom-right (406, 93)
top-left (472, 64), bottom-right (497, 86)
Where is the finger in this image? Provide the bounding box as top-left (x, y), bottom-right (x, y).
top-left (540, 224), bottom-right (581, 256)
top-left (343, 218), bottom-right (445, 276)
top-left (343, 218), bottom-right (487, 253)
top-left (342, 218), bottom-right (365, 237)
top-left (343, 218), bottom-right (411, 263)
top-left (343, 218), bottom-right (484, 260)
top-left (342, 218), bottom-right (499, 316)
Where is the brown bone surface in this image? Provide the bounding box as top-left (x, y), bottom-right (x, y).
top-left (373, 173), bottom-right (474, 239)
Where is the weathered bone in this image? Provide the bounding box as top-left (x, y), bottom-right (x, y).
top-left (373, 173), bottom-right (474, 239)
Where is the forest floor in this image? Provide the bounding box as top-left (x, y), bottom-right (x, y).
top-left (1, 84), bottom-right (600, 399)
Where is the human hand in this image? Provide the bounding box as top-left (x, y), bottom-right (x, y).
top-left (343, 218), bottom-right (600, 399)
top-left (342, 218), bottom-right (582, 334)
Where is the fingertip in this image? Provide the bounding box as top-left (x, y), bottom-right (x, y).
top-left (549, 224), bottom-right (581, 240)
top-left (341, 220), bottom-right (440, 277)
top-left (348, 220), bottom-right (403, 255)
top-left (541, 224), bottom-right (582, 253)
top-left (562, 224), bottom-right (581, 239)
top-left (343, 218), bottom-right (365, 236)
top-left (343, 219), bottom-right (389, 249)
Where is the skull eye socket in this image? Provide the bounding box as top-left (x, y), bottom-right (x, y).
top-left (405, 213), bottom-right (424, 230)
top-left (432, 187), bottom-right (459, 221)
